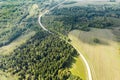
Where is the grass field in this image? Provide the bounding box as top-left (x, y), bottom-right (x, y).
top-left (0, 70), bottom-right (19, 80)
top-left (59, 0), bottom-right (118, 8)
top-left (69, 56), bottom-right (87, 80)
top-left (0, 31), bottom-right (35, 55)
top-left (68, 28), bottom-right (120, 80)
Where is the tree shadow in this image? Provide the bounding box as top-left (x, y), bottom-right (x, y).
top-left (65, 53), bottom-right (79, 69)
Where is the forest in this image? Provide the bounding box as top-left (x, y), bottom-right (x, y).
top-left (0, 0), bottom-right (63, 47)
top-left (0, 0), bottom-right (83, 80)
top-left (1, 0), bottom-right (120, 80)
top-left (0, 31), bottom-right (81, 80)
top-left (0, 1), bottom-right (39, 47)
top-left (42, 5), bottom-right (120, 34)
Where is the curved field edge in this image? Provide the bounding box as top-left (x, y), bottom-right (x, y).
top-left (69, 56), bottom-right (87, 80)
top-left (68, 28), bottom-right (120, 80)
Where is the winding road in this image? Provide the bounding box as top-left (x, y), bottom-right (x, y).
top-left (38, 0), bottom-right (67, 33)
top-left (38, 1), bottom-right (92, 80)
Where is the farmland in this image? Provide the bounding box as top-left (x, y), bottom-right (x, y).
top-left (41, 2), bottom-right (120, 79)
top-left (0, 0), bottom-right (120, 80)
top-left (68, 28), bottom-right (120, 80)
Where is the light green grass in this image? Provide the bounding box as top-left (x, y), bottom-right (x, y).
top-left (59, 0), bottom-right (118, 8)
top-left (70, 56), bottom-right (87, 80)
top-left (0, 31), bottom-right (35, 55)
top-left (27, 4), bottom-right (39, 18)
top-left (53, 30), bottom-right (87, 80)
top-left (0, 70), bottom-right (19, 80)
top-left (112, 27), bottom-right (120, 54)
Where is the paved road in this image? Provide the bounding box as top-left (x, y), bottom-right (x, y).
top-left (38, 1), bottom-right (92, 80)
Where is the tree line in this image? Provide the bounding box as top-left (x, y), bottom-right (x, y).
top-left (0, 31), bottom-right (82, 80)
top-left (42, 5), bottom-right (120, 34)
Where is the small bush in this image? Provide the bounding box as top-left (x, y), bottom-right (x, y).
top-left (93, 38), bottom-right (100, 43)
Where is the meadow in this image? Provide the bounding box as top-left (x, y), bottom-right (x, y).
top-left (68, 28), bottom-right (120, 80)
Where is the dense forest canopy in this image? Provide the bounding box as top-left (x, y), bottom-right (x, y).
top-left (0, 1), bottom-right (83, 80)
top-left (0, 1), bottom-right (39, 47)
top-left (42, 4), bottom-right (120, 34)
top-left (0, 31), bottom-right (81, 80)
top-left (0, 0), bottom-right (65, 47)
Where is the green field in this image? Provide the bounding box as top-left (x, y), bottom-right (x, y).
top-left (0, 31), bottom-right (35, 55)
top-left (0, 70), bottom-right (19, 80)
top-left (69, 56), bottom-right (87, 80)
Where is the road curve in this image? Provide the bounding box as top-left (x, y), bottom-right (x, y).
top-left (38, 1), bottom-right (92, 80)
top-left (38, 0), bottom-right (67, 33)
